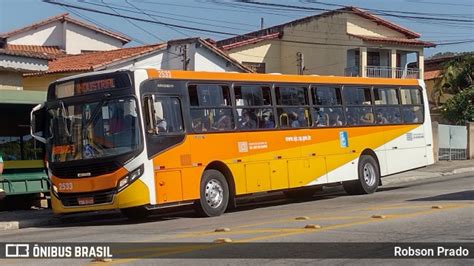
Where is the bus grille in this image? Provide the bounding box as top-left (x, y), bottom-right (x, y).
top-left (58, 190), bottom-right (115, 207)
top-left (52, 162), bottom-right (120, 178)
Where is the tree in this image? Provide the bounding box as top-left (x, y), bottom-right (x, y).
top-left (441, 88), bottom-right (474, 125)
top-left (435, 54), bottom-right (473, 96)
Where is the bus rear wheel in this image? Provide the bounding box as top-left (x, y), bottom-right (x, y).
top-left (343, 155), bottom-right (379, 195)
top-left (195, 170), bottom-right (229, 217)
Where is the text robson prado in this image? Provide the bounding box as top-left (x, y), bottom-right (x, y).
top-left (394, 246), bottom-right (470, 257)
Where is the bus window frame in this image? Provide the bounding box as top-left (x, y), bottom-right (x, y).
top-left (399, 86), bottom-right (424, 124)
top-left (143, 93), bottom-right (186, 137)
top-left (273, 83), bottom-right (311, 129)
top-left (233, 83), bottom-right (276, 131)
top-left (342, 85), bottom-right (375, 126)
top-left (310, 84), bottom-right (346, 128)
top-left (372, 86), bottom-right (403, 125)
top-left (187, 82), bottom-right (235, 134)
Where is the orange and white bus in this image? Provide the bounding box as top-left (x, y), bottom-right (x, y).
top-left (31, 69), bottom-right (434, 218)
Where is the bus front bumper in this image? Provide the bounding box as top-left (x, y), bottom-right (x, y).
top-left (51, 179), bottom-right (150, 214)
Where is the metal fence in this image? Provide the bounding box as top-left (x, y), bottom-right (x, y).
top-left (344, 66), bottom-right (420, 79)
top-left (438, 124), bottom-right (468, 160)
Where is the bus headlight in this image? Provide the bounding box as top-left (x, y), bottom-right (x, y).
top-left (117, 164), bottom-right (144, 192)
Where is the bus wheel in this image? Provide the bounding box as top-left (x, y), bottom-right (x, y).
top-left (195, 170), bottom-right (229, 217)
top-left (121, 206), bottom-right (150, 220)
top-left (343, 155), bottom-right (379, 195)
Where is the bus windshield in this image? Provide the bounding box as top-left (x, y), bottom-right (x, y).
top-left (47, 97), bottom-right (140, 163)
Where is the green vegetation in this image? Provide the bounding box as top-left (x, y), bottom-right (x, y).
top-left (436, 55), bottom-right (474, 124)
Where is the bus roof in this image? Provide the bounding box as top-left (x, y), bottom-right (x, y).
top-left (146, 69), bottom-right (421, 86)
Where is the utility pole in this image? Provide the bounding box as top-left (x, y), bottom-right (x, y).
top-left (179, 44), bottom-right (190, 70)
top-left (260, 17), bottom-right (264, 29)
top-left (296, 52), bottom-right (305, 75)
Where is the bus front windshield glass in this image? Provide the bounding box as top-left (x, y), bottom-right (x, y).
top-left (48, 97), bottom-right (140, 162)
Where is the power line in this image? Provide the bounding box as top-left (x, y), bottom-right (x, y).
top-left (234, 0), bottom-right (474, 23)
top-left (43, 0), bottom-right (472, 49)
top-left (124, 0), bottom-right (190, 38)
top-left (61, 6), bottom-right (148, 45)
top-left (43, 0), bottom-right (239, 36)
top-left (99, 0), bottom-right (164, 42)
top-left (301, 0), bottom-right (474, 19)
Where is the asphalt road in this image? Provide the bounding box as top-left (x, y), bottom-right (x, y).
top-left (0, 172), bottom-right (473, 265)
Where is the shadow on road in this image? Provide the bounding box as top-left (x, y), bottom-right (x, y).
top-left (408, 190), bottom-right (474, 201)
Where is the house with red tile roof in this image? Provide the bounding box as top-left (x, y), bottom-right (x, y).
top-left (1, 13), bottom-right (130, 55)
top-left (23, 37), bottom-right (253, 91)
top-left (216, 6), bottom-right (435, 79)
top-left (0, 13), bottom-right (132, 92)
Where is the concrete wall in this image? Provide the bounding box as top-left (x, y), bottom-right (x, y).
top-left (344, 12), bottom-right (407, 38)
top-left (0, 71), bottom-right (22, 90)
top-left (224, 12), bottom-right (423, 76)
top-left (7, 21), bottom-right (64, 47)
top-left (226, 40), bottom-right (281, 73)
top-left (65, 23), bottom-right (123, 54)
top-left (22, 73), bottom-right (78, 91)
top-left (468, 122), bottom-right (474, 160)
top-left (431, 121), bottom-right (439, 162)
top-left (8, 20), bottom-right (123, 54)
top-left (280, 15), bottom-right (359, 75)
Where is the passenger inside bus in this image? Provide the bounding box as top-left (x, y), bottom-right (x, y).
top-left (215, 115), bottom-right (233, 131)
top-left (240, 111), bottom-right (257, 129)
top-left (289, 112), bottom-right (300, 128)
top-left (360, 111), bottom-right (374, 124)
top-left (262, 114), bottom-right (275, 128)
top-left (330, 112), bottom-right (343, 126)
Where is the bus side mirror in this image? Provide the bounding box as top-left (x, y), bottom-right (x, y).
top-left (144, 95), bottom-right (157, 134)
top-left (31, 104), bottom-right (46, 144)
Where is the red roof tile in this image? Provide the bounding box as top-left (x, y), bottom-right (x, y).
top-left (1, 13), bottom-right (131, 43)
top-left (220, 32), bottom-right (281, 51)
top-left (348, 34), bottom-right (436, 47)
top-left (425, 70), bottom-right (441, 80)
top-left (26, 43), bottom-right (166, 76)
top-left (5, 44), bottom-right (65, 56)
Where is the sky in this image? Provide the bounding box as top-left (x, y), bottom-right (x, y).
top-left (0, 0), bottom-right (473, 58)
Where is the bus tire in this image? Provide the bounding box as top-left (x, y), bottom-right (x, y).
top-left (121, 206), bottom-right (150, 220)
top-left (195, 170), bottom-right (229, 217)
top-left (343, 155), bottom-right (379, 195)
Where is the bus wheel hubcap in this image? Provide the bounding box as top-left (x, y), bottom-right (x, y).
top-left (363, 163), bottom-right (376, 187)
top-left (205, 179), bottom-right (224, 208)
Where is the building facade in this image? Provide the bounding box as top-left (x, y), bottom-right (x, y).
top-left (216, 7), bottom-right (434, 79)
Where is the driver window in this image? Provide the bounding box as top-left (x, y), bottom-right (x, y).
top-left (147, 96), bottom-right (184, 134)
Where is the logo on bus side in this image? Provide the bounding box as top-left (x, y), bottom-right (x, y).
top-left (339, 131), bottom-right (349, 148)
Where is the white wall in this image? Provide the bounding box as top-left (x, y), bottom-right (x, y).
top-left (104, 42), bottom-right (245, 73)
top-left (7, 21), bottom-right (64, 47)
top-left (65, 23), bottom-right (123, 54)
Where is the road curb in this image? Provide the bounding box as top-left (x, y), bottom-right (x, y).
top-left (0, 217), bottom-right (55, 231)
top-left (383, 166), bottom-right (474, 186)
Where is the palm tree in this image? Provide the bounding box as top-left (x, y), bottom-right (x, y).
top-left (434, 55), bottom-right (474, 105)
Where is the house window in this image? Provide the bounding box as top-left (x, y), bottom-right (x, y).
top-left (242, 62), bottom-right (266, 73)
top-left (367, 52), bottom-right (380, 66)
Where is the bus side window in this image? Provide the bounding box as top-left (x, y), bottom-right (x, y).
top-left (400, 88), bottom-right (424, 124)
top-left (144, 96), bottom-right (184, 134)
top-left (275, 85), bottom-right (310, 128)
top-left (312, 86), bottom-right (344, 127)
top-left (373, 87), bottom-right (401, 125)
top-left (343, 86), bottom-right (374, 125)
top-left (188, 84), bottom-right (234, 133)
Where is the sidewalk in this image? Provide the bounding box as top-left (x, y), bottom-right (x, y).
top-left (382, 160), bottom-right (474, 185)
top-left (1, 160), bottom-right (473, 231)
top-left (0, 208), bottom-right (54, 231)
